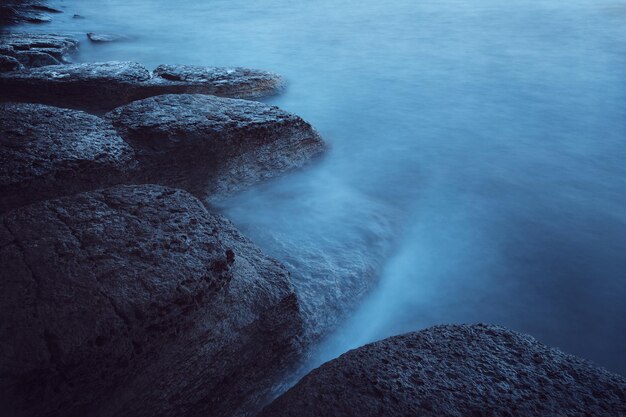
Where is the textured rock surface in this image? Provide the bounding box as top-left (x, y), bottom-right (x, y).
top-left (0, 62), bottom-right (152, 111)
top-left (13, 49), bottom-right (60, 66)
top-left (150, 64), bottom-right (284, 99)
top-left (0, 33), bottom-right (78, 65)
top-left (0, 1), bottom-right (60, 25)
top-left (0, 184), bottom-right (304, 417)
top-left (0, 53), bottom-right (22, 71)
top-left (0, 61), bottom-right (284, 111)
top-left (106, 93), bottom-right (325, 199)
top-left (261, 324), bottom-right (626, 417)
top-left (0, 102), bottom-right (136, 213)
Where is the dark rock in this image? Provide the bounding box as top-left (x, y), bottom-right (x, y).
top-left (0, 103), bottom-right (136, 213)
top-left (14, 49), bottom-right (60, 67)
top-left (87, 32), bottom-right (132, 43)
top-left (151, 64), bottom-right (285, 99)
top-left (0, 44), bottom-right (14, 55)
top-left (0, 54), bottom-right (23, 71)
top-left (0, 184), bottom-right (304, 417)
top-left (30, 4), bottom-right (62, 14)
top-left (0, 33), bottom-right (78, 64)
top-left (260, 324), bottom-right (626, 417)
top-left (0, 61), bottom-right (285, 111)
top-left (0, 2), bottom-right (48, 25)
top-left (73, 14), bottom-right (85, 19)
top-left (0, 61), bottom-right (152, 111)
top-left (106, 93), bottom-right (325, 199)
top-left (0, 1), bottom-right (61, 25)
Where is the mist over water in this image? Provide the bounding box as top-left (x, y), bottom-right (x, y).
top-left (26, 0), bottom-right (626, 374)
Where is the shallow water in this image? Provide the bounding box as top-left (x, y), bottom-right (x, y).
top-left (18, 0), bottom-right (626, 375)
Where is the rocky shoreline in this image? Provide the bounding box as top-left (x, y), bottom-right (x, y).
top-left (1, 14), bottom-right (625, 417)
top-left (1, 28), bottom-right (323, 416)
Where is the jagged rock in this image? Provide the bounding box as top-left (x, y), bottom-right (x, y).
top-left (14, 50), bottom-right (60, 67)
top-left (0, 1), bottom-right (61, 25)
top-left (0, 184), bottom-right (304, 417)
top-left (0, 103), bottom-right (136, 213)
top-left (0, 54), bottom-right (23, 71)
top-left (87, 32), bottom-right (132, 43)
top-left (0, 61), bottom-right (284, 111)
top-left (106, 93), bottom-right (325, 199)
top-left (0, 33), bottom-right (78, 65)
top-left (0, 1), bottom-right (52, 25)
top-left (260, 324), bottom-right (626, 417)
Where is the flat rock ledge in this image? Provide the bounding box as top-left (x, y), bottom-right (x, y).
top-left (0, 102), bottom-right (137, 213)
top-left (106, 93), bottom-right (325, 199)
top-left (0, 184), bottom-right (304, 417)
top-left (0, 61), bottom-right (285, 111)
top-left (0, 33), bottom-right (78, 69)
top-left (260, 324), bottom-right (626, 417)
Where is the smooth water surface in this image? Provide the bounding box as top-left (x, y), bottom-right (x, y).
top-left (22, 0), bottom-right (626, 374)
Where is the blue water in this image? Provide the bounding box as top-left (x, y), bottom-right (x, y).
top-left (21, 0), bottom-right (626, 375)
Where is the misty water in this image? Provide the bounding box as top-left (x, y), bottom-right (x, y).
top-left (21, 0), bottom-right (626, 376)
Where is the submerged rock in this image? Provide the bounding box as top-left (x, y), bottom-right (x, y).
top-left (260, 324), bottom-right (626, 417)
top-left (0, 33), bottom-right (78, 64)
top-left (0, 61), bottom-right (284, 111)
top-left (87, 32), bottom-right (132, 43)
top-left (0, 103), bottom-right (136, 213)
top-left (106, 93), bottom-right (325, 199)
top-left (0, 184), bottom-right (304, 417)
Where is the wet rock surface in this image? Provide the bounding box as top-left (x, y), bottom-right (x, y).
top-left (0, 32), bottom-right (78, 65)
top-left (0, 102), bottom-right (137, 213)
top-left (0, 1), bottom-right (60, 25)
top-left (0, 61), bottom-right (285, 111)
top-left (87, 32), bottom-right (132, 43)
top-left (151, 64), bottom-right (284, 99)
top-left (106, 93), bottom-right (325, 199)
top-left (260, 324), bottom-right (626, 417)
top-left (0, 184), bottom-right (304, 417)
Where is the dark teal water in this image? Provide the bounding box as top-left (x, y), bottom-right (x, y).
top-left (22, 0), bottom-right (626, 375)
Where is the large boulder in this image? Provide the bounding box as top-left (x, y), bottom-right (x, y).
top-left (260, 324), bottom-right (626, 417)
top-left (106, 93), bottom-right (325, 199)
top-left (0, 184), bottom-right (304, 417)
top-left (0, 102), bottom-right (137, 213)
top-left (0, 61), bottom-right (284, 111)
top-left (0, 33), bottom-right (78, 66)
